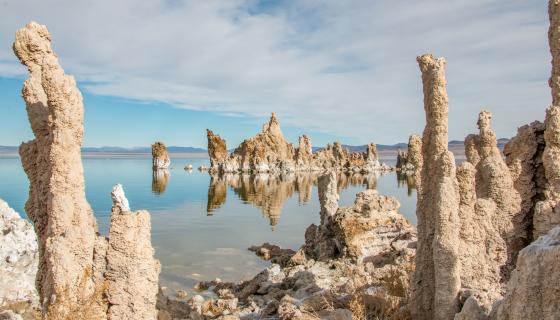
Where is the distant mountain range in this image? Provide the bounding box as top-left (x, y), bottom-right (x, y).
top-left (0, 145), bottom-right (207, 154)
top-left (0, 139), bottom-right (510, 156)
top-left (312, 138), bottom-right (509, 153)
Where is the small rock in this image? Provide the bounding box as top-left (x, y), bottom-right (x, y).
top-left (175, 290), bottom-right (188, 299)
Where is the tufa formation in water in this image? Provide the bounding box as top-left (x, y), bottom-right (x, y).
top-left (207, 113), bottom-right (391, 174)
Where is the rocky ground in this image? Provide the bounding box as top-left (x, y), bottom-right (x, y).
top-left (0, 199), bottom-right (38, 319)
top-left (157, 178), bottom-right (417, 320)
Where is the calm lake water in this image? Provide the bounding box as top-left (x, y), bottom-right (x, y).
top-left (0, 156), bottom-right (416, 295)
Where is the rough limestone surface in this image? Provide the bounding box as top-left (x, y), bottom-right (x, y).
top-left (456, 163), bottom-right (505, 306)
top-left (207, 113), bottom-right (391, 173)
top-left (233, 112), bottom-right (296, 172)
top-left (534, 106), bottom-right (560, 238)
top-left (396, 150), bottom-right (408, 170)
top-left (472, 111), bottom-right (523, 275)
top-left (105, 185), bottom-right (161, 320)
top-left (494, 226), bottom-right (560, 320)
top-left (14, 21), bottom-right (100, 316)
top-left (407, 134), bottom-right (423, 171)
top-left (550, 0), bottom-right (560, 105)
top-left (410, 54), bottom-right (461, 320)
top-left (304, 172), bottom-right (341, 260)
top-left (503, 121), bottom-right (546, 243)
top-left (295, 135), bottom-right (313, 167)
top-left (14, 21), bottom-right (160, 319)
top-left (207, 129), bottom-right (229, 172)
top-left (464, 134), bottom-right (481, 167)
top-left (332, 189), bottom-right (416, 264)
top-left (0, 199), bottom-right (38, 309)
top-left (396, 135), bottom-right (423, 178)
top-left (318, 171), bottom-right (339, 225)
top-left (152, 142), bottom-right (171, 169)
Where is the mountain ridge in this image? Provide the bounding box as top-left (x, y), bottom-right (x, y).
top-left (0, 138), bottom-right (509, 155)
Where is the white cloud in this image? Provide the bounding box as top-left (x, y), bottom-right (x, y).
top-left (0, 0), bottom-right (551, 143)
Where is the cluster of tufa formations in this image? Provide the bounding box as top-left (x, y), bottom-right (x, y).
top-left (3, 1), bottom-right (560, 318)
top-left (408, 1), bottom-right (560, 315)
top-left (8, 22), bottom-right (160, 319)
top-left (207, 113), bottom-right (391, 174)
top-left (395, 135), bottom-right (422, 175)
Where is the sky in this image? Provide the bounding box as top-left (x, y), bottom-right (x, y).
top-left (0, 0), bottom-right (552, 148)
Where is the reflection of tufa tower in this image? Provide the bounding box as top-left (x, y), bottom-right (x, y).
top-left (152, 169), bottom-right (169, 195)
top-left (206, 172), bottom-right (321, 227)
top-left (206, 174), bottom-right (227, 214)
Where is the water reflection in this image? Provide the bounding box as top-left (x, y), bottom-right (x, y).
top-left (207, 172), bottom-right (381, 227)
top-left (152, 169), bottom-right (170, 195)
top-left (396, 173), bottom-right (416, 196)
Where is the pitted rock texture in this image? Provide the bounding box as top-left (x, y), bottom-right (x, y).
top-left (304, 171), bottom-right (341, 260)
top-left (534, 106), bottom-right (560, 238)
top-left (332, 189), bottom-right (416, 264)
top-left (207, 129), bottom-right (228, 172)
top-left (494, 226), bottom-right (560, 320)
top-left (550, 0), bottom-right (560, 105)
top-left (295, 135), bottom-right (313, 166)
top-left (410, 54), bottom-right (461, 320)
top-left (152, 142), bottom-right (171, 169)
top-left (396, 134), bottom-right (422, 177)
top-left (14, 22), bottom-right (160, 319)
top-left (106, 185), bottom-right (161, 320)
top-left (207, 113), bottom-right (391, 173)
top-left (456, 163), bottom-right (505, 300)
top-left (305, 172), bottom-right (416, 265)
top-left (0, 199), bottom-right (38, 309)
top-left (504, 121), bottom-right (546, 244)
top-left (470, 111), bottom-right (523, 277)
top-left (14, 21), bottom-right (100, 316)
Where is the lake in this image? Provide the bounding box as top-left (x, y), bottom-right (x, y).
top-left (0, 156), bottom-right (416, 295)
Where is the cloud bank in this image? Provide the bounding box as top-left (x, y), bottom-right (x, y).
top-left (0, 0), bottom-right (550, 143)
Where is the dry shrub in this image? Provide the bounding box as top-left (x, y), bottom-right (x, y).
top-left (383, 262), bottom-right (414, 299)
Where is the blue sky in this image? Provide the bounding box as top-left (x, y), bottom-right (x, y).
top-left (0, 0), bottom-right (552, 148)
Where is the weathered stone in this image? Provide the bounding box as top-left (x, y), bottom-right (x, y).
top-left (504, 121), bottom-right (546, 244)
top-left (0, 199), bottom-right (38, 309)
top-left (494, 226), bottom-right (560, 320)
top-left (14, 21), bottom-right (160, 319)
top-left (410, 54), bottom-right (461, 320)
top-left (207, 129), bottom-right (229, 173)
top-left (332, 189), bottom-right (416, 264)
top-left (396, 135), bottom-right (423, 179)
top-left (407, 134), bottom-right (423, 171)
top-left (295, 135), bottom-right (313, 167)
top-left (15, 21), bottom-right (100, 316)
top-left (105, 185), bottom-right (160, 320)
top-left (152, 142), bottom-right (170, 169)
top-left (534, 106), bottom-right (560, 238)
top-left (550, 0), bottom-right (560, 105)
top-left (471, 111), bottom-right (523, 277)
